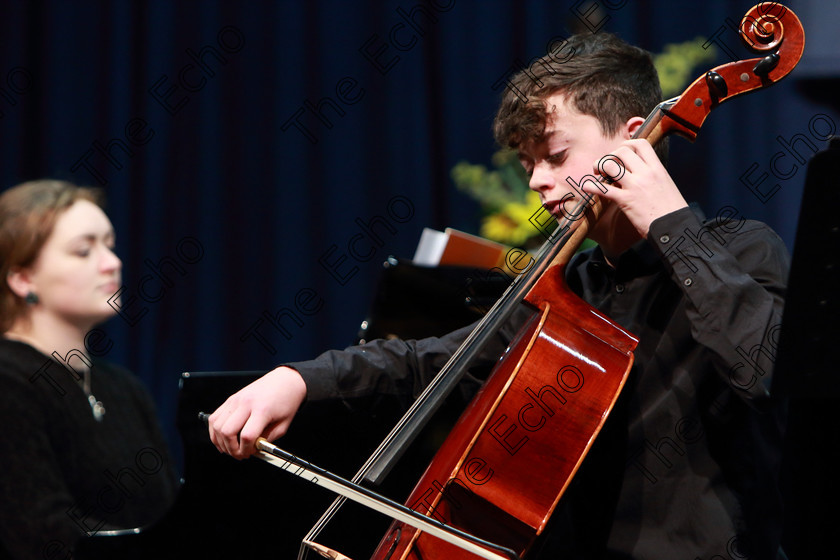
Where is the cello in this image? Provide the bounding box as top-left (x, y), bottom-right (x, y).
top-left (213, 3), bottom-right (805, 559)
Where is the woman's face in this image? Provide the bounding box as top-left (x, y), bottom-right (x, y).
top-left (26, 200), bottom-right (121, 328)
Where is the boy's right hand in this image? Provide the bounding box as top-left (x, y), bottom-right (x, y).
top-left (207, 366), bottom-right (307, 459)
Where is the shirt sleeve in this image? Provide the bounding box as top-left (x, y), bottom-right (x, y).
top-left (647, 206), bottom-right (789, 409)
top-left (286, 307), bottom-right (531, 408)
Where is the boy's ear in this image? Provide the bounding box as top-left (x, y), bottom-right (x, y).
top-left (625, 116), bottom-right (646, 138)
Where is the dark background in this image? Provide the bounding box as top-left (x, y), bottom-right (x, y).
top-left (1, 0), bottom-right (837, 556)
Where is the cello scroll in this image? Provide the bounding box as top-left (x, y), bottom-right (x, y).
top-left (645, 1), bottom-right (804, 145)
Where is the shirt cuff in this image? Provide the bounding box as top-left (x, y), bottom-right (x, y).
top-left (646, 205), bottom-right (713, 291)
top-left (281, 360), bottom-right (339, 402)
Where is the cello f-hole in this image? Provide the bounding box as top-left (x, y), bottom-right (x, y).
top-left (382, 527), bottom-right (401, 560)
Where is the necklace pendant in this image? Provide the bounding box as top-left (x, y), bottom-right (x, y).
top-left (88, 394), bottom-right (106, 422)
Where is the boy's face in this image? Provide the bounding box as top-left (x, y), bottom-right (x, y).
top-left (517, 93), bottom-right (632, 233)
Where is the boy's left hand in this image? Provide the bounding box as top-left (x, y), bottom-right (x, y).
top-left (582, 138), bottom-right (688, 238)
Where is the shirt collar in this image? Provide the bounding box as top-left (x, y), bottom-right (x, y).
top-left (586, 240), bottom-right (660, 282)
top-left (584, 204), bottom-right (707, 281)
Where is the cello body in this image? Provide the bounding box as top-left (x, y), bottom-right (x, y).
top-left (371, 265), bottom-right (638, 559)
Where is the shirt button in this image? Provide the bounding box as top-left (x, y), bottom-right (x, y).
top-left (615, 283), bottom-right (625, 293)
top-left (659, 234), bottom-right (670, 244)
top-left (684, 278), bottom-right (693, 287)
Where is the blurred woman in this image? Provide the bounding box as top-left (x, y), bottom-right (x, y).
top-left (0, 180), bottom-right (177, 559)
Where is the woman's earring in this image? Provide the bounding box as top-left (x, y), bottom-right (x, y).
top-left (24, 292), bottom-right (39, 305)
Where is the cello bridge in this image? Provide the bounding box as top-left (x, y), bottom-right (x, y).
top-left (302, 539), bottom-right (353, 560)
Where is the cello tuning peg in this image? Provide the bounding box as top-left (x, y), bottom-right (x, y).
top-left (753, 52), bottom-right (780, 77)
top-left (705, 71), bottom-right (728, 104)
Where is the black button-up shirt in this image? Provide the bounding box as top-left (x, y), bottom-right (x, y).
top-left (292, 205), bottom-right (790, 559)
